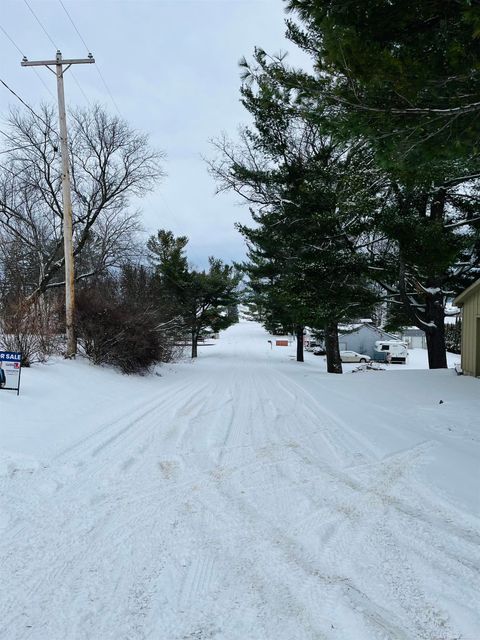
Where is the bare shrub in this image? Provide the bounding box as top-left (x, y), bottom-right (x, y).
top-left (0, 296), bottom-right (61, 366)
top-left (76, 285), bottom-right (178, 374)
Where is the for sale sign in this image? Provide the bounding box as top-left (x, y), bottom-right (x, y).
top-left (0, 351), bottom-right (22, 395)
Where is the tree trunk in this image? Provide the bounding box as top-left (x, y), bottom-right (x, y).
top-left (397, 248), bottom-right (448, 369)
top-left (191, 330), bottom-right (198, 358)
top-left (425, 293), bottom-right (447, 369)
top-left (295, 325), bottom-right (304, 362)
top-left (424, 191), bottom-right (447, 369)
top-left (425, 328), bottom-right (448, 369)
top-left (325, 321), bottom-right (343, 374)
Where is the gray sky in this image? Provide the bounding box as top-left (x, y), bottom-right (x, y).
top-left (1, 0), bottom-right (300, 267)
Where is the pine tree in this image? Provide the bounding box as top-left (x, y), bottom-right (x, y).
top-left (280, 1), bottom-right (480, 368)
top-left (148, 230), bottom-right (241, 358)
top-left (211, 51), bottom-right (379, 372)
top-left (286, 0), bottom-right (480, 166)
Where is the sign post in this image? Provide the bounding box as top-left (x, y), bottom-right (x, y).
top-left (0, 352), bottom-right (22, 396)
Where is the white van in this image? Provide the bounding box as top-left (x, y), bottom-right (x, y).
top-left (374, 340), bottom-right (408, 364)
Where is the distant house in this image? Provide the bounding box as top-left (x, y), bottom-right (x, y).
top-left (402, 304), bottom-right (460, 351)
top-left (454, 279), bottom-right (480, 376)
top-left (338, 322), bottom-right (400, 358)
top-left (402, 327), bottom-right (427, 350)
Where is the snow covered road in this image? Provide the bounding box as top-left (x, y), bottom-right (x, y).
top-left (1, 321), bottom-right (479, 639)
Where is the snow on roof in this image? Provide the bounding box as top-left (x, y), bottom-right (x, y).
top-left (338, 322), bottom-right (399, 340)
top-left (338, 323), bottom-right (363, 332)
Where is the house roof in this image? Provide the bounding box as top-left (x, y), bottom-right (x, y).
top-left (338, 323), bottom-right (363, 332)
top-left (339, 322), bottom-right (399, 340)
top-left (454, 278), bottom-right (480, 306)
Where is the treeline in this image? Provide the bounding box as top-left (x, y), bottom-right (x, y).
top-left (0, 105), bottom-right (240, 371)
top-left (0, 228), bottom-right (240, 372)
top-left (74, 235), bottom-right (240, 372)
top-left (210, 0), bottom-right (480, 372)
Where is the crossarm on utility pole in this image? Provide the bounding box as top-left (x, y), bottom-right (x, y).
top-left (21, 57), bottom-right (94, 67)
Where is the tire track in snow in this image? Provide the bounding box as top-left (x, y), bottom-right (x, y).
top-left (0, 379), bottom-right (217, 639)
top-left (153, 370), bottom-right (396, 637)
top-left (162, 368), bottom-right (472, 640)
top-left (209, 371), bottom-right (465, 639)
top-left (268, 370), bottom-right (480, 550)
top-left (1, 324), bottom-right (479, 639)
top-left (1, 373), bottom-right (247, 640)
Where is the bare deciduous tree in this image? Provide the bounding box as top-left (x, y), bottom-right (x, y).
top-left (0, 104), bottom-right (164, 296)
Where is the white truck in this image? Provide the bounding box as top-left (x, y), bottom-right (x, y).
top-left (374, 340), bottom-right (408, 364)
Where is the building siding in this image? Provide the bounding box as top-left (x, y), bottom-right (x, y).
top-left (402, 328), bottom-right (427, 350)
top-left (461, 289), bottom-right (480, 376)
top-left (338, 325), bottom-right (399, 358)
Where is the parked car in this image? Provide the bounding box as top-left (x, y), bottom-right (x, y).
top-left (340, 350), bottom-right (371, 363)
top-left (312, 346), bottom-right (326, 356)
top-left (305, 340), bottom-right (320, 352)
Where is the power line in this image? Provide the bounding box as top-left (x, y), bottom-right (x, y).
top-left (0, 142), bottom-right (52, 155)
top-left (0, 128), bottom-right (58, 153)
top-left (70, 70), bottom-right (91, 105)
top-left (58, 0), bottom-right (89, 52)
top-left (0, 78), bottom-right (48, 122)
top-left (0, 161), bottom-right (16, 176)
top-left (0, 77), bottom-right (59, 138)
top-left (0, 160), bottom-right (45, 187)
top-left (0, 22), bottom-right (59, 144)
top-left (0, 129), bottom-right (17, 144)
top-left (0, 128), bottom-right (27, 147)
top-left (22, 0), bottom-right (91, 106)
top-left (0, 22), bottom-right (55, 99)
top-left (23, 0), bottom-right (57, 49)
top-left (0, 23), bottom-right (23, 56)
top-left (58, 0), bottom-right (122, 116)
top-left (95, 66), bottom-right (121, 115)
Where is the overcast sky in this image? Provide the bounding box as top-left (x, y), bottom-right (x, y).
top-left (1, 0), bottom-right (304, 267)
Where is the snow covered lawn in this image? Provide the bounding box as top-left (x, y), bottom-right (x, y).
top-left (1, 321), bottom-right (479, 639)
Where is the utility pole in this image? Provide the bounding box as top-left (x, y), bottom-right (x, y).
top-left (21, 51), bottom-right (95, 357)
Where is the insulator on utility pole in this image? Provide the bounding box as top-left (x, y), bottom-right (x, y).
top-left (21, 51), bottom-right (95, 358)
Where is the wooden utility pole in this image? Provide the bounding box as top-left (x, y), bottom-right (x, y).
top-left (21, 51), bottom-right (95, 357)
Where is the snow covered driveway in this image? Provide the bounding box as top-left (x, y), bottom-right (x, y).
top-left (1, 322), bottom-right (479, 639)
